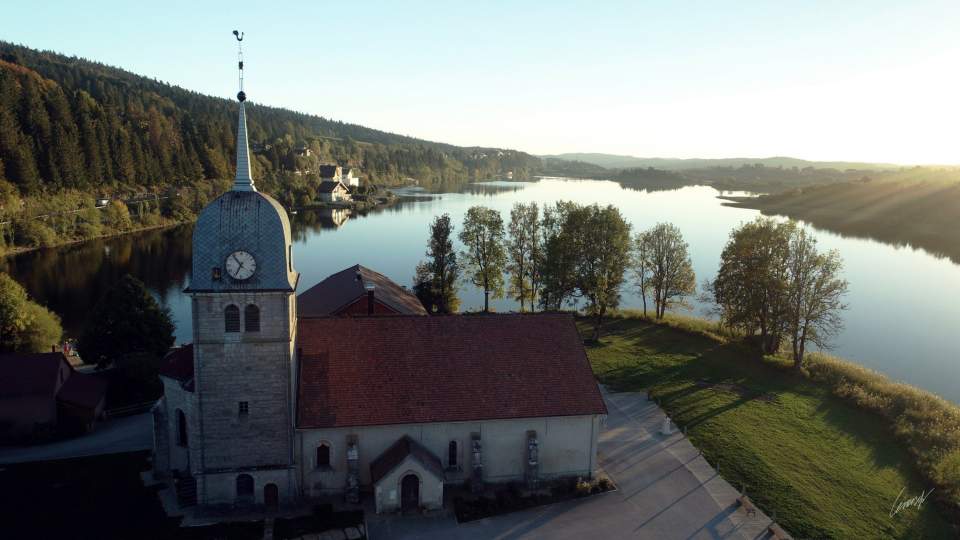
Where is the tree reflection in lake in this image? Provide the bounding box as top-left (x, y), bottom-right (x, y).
top-left (1, 225), bottom-right (193, 338)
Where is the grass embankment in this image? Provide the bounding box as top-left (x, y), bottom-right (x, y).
top-left (578, 313), bottom-right (958, 539)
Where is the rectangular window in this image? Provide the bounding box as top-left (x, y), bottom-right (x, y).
top-left (238, 401), bottom-right (249, 417)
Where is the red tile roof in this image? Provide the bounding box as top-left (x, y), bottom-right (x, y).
top-left (298, 264), bottom-right (427, 317)
top-left (58, 371), bottom-right (107, 409)
top-left (296, 313), bottom-right (606, 429)
top-left (159, 345), bottom-right (194, 391)
top-left (0, 352), bottom-right (65, 399)
top-left (370, 435), bottom-right (444, 485)
top-left (0, 352), bottom-right (106, 413)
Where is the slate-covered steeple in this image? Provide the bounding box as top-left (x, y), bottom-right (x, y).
top-left (232, 30), bottom-right (255, 192)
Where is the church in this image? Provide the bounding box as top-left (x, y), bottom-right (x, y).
top-left (151, 51), bottom-right (606, 515)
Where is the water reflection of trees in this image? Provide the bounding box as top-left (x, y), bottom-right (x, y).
top-left (1, 225), bottom-right (193, 337)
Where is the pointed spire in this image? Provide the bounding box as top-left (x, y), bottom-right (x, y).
top-left (233, 100), bottom-right (256, 192)
top-left (232, 30), bottom-right (256, 192)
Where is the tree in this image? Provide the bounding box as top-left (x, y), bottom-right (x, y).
top-left (642, 223), bottom-right (696, 319)
top-left (710, 218), bottom-right (793, 354)
top-left (539, 201), bottom-right (579, 310)
top-left (572, 204), bottom-right (632, 341)
top-left (426, 214), bottom-right (460, 314)
top-left (412, 262), bottom-right (439, 314)
top-left (506, 202), bottom-right (540, 311)
top-left (77, 274), bottom-right (174, 369)
top-left (784, 228), bottom-right (848, 370)
top-left (0, 272), bottom-right (62, 352)
top-left (459, 206), bottom-right (506, 312)
top-left (631, 231), bottom-right (652, 316)
top-left (539, 202), bottom-right (631, 339)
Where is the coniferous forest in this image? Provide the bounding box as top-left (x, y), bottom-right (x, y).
top-left (0, 41), bottom-right (540, 253)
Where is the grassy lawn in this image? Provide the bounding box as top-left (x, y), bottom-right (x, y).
top-left (578, 314), bottom-right (953, 539)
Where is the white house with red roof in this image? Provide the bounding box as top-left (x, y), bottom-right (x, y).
top-left (151, 57), bottom-right (606, 515)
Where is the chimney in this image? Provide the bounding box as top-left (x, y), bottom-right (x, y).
top-left (365, 283), bottom-right (375, 315)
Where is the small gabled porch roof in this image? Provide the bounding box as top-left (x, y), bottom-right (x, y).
top-left (370, 435), bottom-right (444, 486)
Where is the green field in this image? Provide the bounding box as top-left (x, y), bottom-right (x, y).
top-left (578, 314), bottom-right (953, 539)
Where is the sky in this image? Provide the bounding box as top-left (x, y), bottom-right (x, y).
top-left (4, 1), bottom-right (960, 164)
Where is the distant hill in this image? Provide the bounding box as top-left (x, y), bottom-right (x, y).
top-left (542, 153), bottom-right (905, 171)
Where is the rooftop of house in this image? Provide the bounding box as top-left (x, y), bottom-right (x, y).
top-left (298, 264), bottom-right (427, 317)
top-left (159, 344), bottom-right (195, 391)
top-left (296, 313), bottom-right (606, 429)
top-left (0, 352), bottom-right (106, 409)
top-left (317, 181), bottom-right (349, 193)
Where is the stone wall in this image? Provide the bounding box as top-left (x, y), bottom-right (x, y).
top-left (158, 377), bottom-right (197, 474)
top-left (199, 467), bottom-right (298, 507)
top-left (193, 291), bottom-right (295, 471)
top-left (297, 414), bottom-right (601, 498)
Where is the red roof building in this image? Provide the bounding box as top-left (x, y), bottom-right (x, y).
top-left (296, 313), bottom-right (605, 429)
top-left (0, 352), bottom-right (107, 442)
top-left (298, 264), bottom-right (427, 317)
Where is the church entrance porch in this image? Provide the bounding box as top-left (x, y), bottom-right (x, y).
top-left (401, 474), bottom-right (419, 512)
top-left (370, 436), bottom-right (444, 514)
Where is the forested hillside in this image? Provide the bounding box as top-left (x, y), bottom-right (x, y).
top-left (0, 41), bottom-right (541, 252)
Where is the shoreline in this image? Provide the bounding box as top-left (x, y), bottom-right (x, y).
top-left (2, 194), bottom-right (402, 259)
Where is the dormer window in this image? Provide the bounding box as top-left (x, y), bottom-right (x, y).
top-left (225, 305), bottom-right (240, 333)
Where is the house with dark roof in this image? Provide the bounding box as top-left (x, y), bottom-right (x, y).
top-left (318, 180), bottom-right (351, 203)
top-left (151, 68), bottom-right (606, 515)
top-left (0, 352), bottom-right (107, 442)
top-left (298, 264), bottom-right (427, 317)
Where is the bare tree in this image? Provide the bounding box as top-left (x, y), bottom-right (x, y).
top-left (631, 231), bottom-right (652, 317)
top-left (785, 228), bottom-right (848, 370)
top-left (644, 223), bottom-right (696, 319)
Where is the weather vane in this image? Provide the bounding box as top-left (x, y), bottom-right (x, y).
top-left (233, 30), bottom-right (246, 102)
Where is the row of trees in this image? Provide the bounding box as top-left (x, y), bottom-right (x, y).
top-left (413, 207), bottom-right (848, 366)
top-left (412, 202), bottom-right (699, 340)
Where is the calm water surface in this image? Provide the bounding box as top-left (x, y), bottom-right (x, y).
top-left (4, 179), bottom-right (958, 402)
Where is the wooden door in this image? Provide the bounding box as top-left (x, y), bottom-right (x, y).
top-left (401, 474), bottom-right (419, 512)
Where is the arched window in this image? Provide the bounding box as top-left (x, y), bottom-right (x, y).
top-left (236, 474), bottom-right (254, 504)
top-left (448, 440), bottom-right (458, 468)
top-left (224, 305), bottom-right (240, 333)
top-left (316, 443), bottom-right (331, 468)
top-left (244, 304), bottom-right (260, 332)
top-left (176, 409), bottom-right (188, 447)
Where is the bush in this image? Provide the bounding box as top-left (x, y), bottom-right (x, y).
top-left (597, 476), bottom-right (613, 491)
top-left (14, 218), bottom-right (57, 248)
top-left (574, 477), bottom-right (592, 498)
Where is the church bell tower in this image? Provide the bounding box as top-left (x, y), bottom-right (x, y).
top-left (184, 31), bottom-right (300, 507)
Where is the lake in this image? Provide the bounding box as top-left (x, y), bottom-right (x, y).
top-left (4, 178), bottom-right (958, 403)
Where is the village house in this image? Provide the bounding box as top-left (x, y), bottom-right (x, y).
top-left (298, 264), bottom-right (427, 317)
top-left (319, 164), bottom-right (361, 188)
top-left (317, 180), bottom-right (351, 203)
top-left (151, 75), bottom-right (605, 515)
top-left (0, 352), bottom-right (107, 442)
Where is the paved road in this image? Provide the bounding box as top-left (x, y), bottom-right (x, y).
top-left (367, 387), bottom-right (778, 539)
top-left (0, 412), bottom-right (153, 464)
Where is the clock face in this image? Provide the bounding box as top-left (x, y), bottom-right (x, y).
top-left (225, 250), bottom-right (257, 280)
